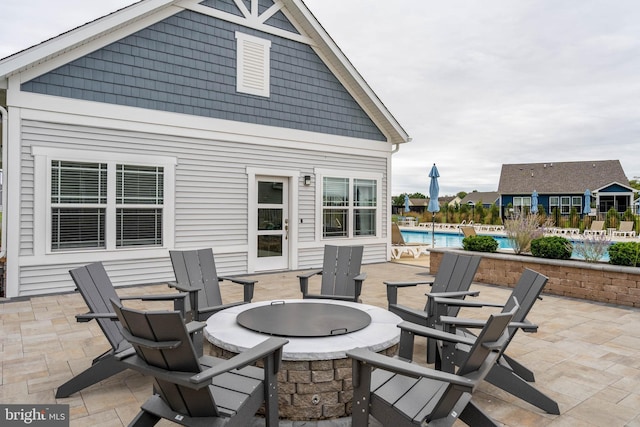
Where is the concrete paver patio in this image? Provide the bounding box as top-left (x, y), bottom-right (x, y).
top-left (1, 256), bottom-right (639, 426)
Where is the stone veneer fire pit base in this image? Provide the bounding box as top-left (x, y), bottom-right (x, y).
top-left (205, 299), bottom-right (402, 421)
top-left (211, 344), bottom-right (398, 420)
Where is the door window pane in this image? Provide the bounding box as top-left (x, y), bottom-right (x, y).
top-left (258, 235), bottom-right (282, 257)
top-left (258, 208), bottom-right (283, 230)
top-left (258, 181), bottom-right (283, 204)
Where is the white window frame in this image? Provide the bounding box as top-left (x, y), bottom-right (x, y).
top-left (549, 196), bottom-right (559, 214)
top-left (235, 32), bottom-right (271, 97)
top-left (315, 169), bottom-right (382, 241)
top-left (32, 146), bottom-right (176, 257)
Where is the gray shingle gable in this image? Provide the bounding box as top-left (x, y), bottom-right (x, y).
top-left (21, 9), bottom-right (385, 141)
top-left (498, 160), bottom-right (629, 194)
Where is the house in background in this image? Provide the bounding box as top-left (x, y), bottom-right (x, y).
top-left (0, 0), bottom-right (410, 298)
top-left (498, 160), bottom-right (635, 218)
top-left (460, 191), bottom-right (499, 209)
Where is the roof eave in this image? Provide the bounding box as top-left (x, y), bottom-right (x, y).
top-left (0, 0), bottom-right (180, 79)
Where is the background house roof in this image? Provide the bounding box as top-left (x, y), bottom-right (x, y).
top-left (460, 191), bottom-right (499, 205)
top-left (498, 160), bottom-right (630, 194)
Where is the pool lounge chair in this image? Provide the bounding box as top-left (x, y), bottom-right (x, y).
top-left (584, 220), bottom-right (606, 236)
top-left (460, 225), bottom-right (476, 237)
top-left (391, 223), bottom-right (429, 259)
top-left (612, 221), bottom-right (636, 237)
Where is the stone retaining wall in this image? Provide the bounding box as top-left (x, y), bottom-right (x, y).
top-left (429, 248), bottom-right (640, 308)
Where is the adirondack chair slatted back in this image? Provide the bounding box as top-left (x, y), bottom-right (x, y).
top-left (69, 263), bottom-right (125, 350)
top-left (170, 249), bottom-right (223, 308)
top-left (429, 308), bottom-right (516, 421)
top-left (426, 253), bottom-right (481, 313)
top-left (320, 245), bottom-right (363, 297)
top-left (500, 269), bottom-right (548, 352)
top-left (111, 300), bottom-right (219, 418)
top-left (456, 306), bottom-right (516, 376)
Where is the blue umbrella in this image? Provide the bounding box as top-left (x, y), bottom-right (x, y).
top-left (531, 190), bottom-right (539, 214)
top-left (427, 164), bottom-right (440, 246)
top-left (583, 189), bottom-right (591, 215)
top-left (404, 194), bottom-right (410, 213)
top-left (428, 164), bottom-right (440, 213)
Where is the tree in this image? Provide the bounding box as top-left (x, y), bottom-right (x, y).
top-left (408, 192), bottom-right (426, 199)
top-left (629, 179), bottom-right (640, 191)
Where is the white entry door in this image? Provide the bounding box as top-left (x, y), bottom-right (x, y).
top-left (254, 177), bottom-right (289, 271)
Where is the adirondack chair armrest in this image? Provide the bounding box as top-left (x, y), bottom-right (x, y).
top-left (384, 280), bottom-right (434, 305)
top-left (397, 321), bottom-right (476, 347)
top-left (191, 337), bottom-right (288, 385)
top-left (425, 290), bottom-right (480, 299)
top-left (298, 269), bottom-right (323, 294)
top-left (166, 280), bottom-right (199, 293)
top-left (218, 276), bottom-right (256, 302)
top-left (114, 346), bottom-right (137, 361)
top-left (120, 292), bottom-right (189, 302)
top-left (510, 320), bottom-right (538, 333)
top-left (198, 301), bottom-right (245, 316)
top-left (431, 296), bottom-right (504, 309)
top-left (300, 293), bottom-right (358, 302)
top-left (76, 312), bottom-right (117, 322)
top-left (354, 272), bottom-right (366, 299)
top-left (347, 347), bottom-right (474, 389)
top-left (185, 320), bottom-right (207, 334)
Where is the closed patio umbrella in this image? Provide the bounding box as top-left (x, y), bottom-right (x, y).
top-left (427, 164), bottom-right (440, 247)
top-left (404, 194), bottom-right (410, 213)
top-left (531, 191), bottom-right (539, 214)
top-left (583, 189), bottom-right (591, 215)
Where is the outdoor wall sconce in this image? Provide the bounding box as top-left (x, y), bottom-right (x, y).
top-left (304, 175), bottom-right (311, 186)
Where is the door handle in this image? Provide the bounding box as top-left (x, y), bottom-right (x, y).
top-left (285, 219), bottom-right (289, 240)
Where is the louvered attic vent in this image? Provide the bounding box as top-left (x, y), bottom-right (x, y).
top-left (236, 32), bottom-right (271, 97)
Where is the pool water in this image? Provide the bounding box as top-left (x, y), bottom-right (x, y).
top-left (402, 229), bottom-right (610, 261)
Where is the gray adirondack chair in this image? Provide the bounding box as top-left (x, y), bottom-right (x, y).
top-left (430, 268), bottom-right (560, 415)
top-left (169, 249), bottom-right (256, 321)
top-left (347, 301), bottom-right (518, 427)
top-left (56, 262), bottom-right (200, 398)
top-left (385, 252), bottom-right (484, 363)
top-left (111, 299), bottom-right (287, 427)
top-left (298, 245), bottom-right (366, 302)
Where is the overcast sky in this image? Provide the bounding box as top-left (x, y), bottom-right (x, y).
top-left (2, 0), bottom-right (639, 196)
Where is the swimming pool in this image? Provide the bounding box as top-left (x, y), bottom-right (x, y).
top-left (402, 230), bottom-right (512, 249)
top-left (401, 229), bottom-right (610, 261)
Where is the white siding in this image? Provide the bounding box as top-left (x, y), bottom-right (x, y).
top-left (17, 119), bottom-right (389, 296)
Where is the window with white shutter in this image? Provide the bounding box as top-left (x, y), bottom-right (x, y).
top-left (235, 32), bottom-right (271, 97)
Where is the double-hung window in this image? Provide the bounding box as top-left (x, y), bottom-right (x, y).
top-left (33, 147), bottom-right (175, 254)
top-left (51, 161), bottom-right (107, 250)
top-left (320, 172), bottom-right (380, 239)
